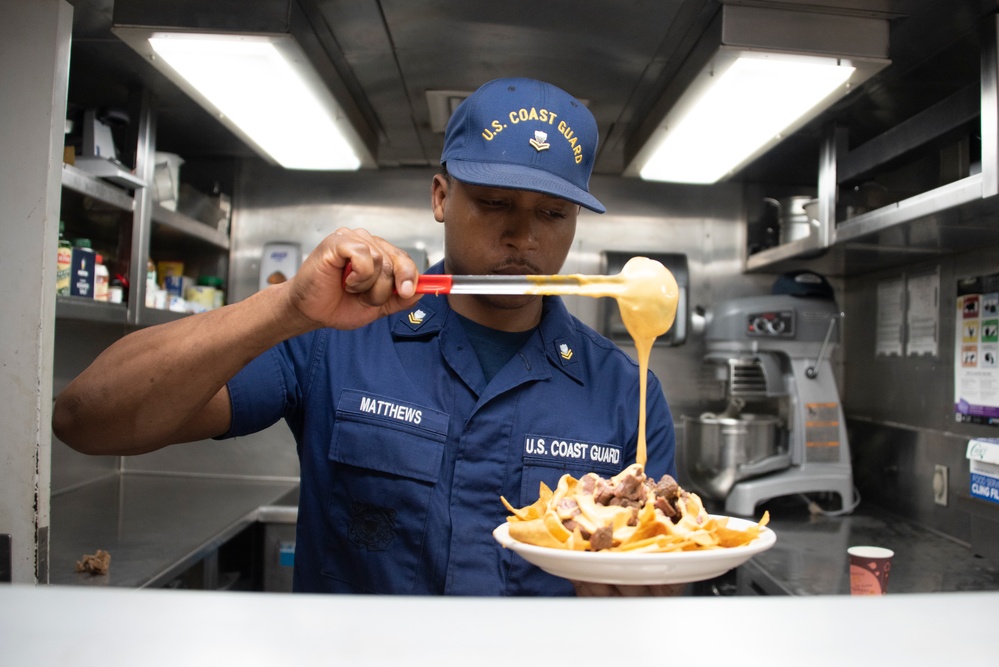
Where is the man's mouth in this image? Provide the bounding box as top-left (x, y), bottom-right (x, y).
top-left (493, 260), bottom-right (541, 276)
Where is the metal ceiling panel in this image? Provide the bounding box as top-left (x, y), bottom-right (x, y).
top-left (62, 0), bottom-right (993, 185)
top-left (319, 0), bottom-right (702, 170)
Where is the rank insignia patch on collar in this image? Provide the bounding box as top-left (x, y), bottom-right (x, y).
top-left (402, 306), bottom-right (435, 331)
top-left (555, 339), bottom-right (578, 366)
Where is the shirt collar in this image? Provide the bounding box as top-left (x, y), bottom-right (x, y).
top-left (390, 261), bottom-right (585, 384)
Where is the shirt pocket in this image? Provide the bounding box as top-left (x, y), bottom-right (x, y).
top-left (507, 439), bottom-right (624, 596)
top-left (518, 436), bottom-right (624, 506)
top-left (322, 390), bottom-right (447, 594)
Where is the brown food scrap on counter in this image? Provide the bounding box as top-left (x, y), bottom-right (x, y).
top-left (75, 549), bottom-right (111, 575)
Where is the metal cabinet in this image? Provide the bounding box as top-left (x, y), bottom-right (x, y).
top-left (57, 93), bottom-right (230, 329)
top-left (744, 14), bottom-right (999, 278)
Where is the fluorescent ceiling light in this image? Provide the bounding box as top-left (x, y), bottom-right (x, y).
top-left (636, 52), bottom-right (854, 184)
top-left (624, 4), bottom-right (889, 185)
top-left (148, 33), bottom-right (365, 170)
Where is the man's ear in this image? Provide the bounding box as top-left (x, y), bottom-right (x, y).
top-left (431, 174), bottom-right (449, 223)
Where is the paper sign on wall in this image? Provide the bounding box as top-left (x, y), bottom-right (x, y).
top-left (955, 272), bottom-right (999, 426)
top-left (875, 277), bottom-right (904, 356)
top-left (907, 269), bottom-right (939, 357)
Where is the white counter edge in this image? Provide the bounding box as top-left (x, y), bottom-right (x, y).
top-left (1, 584), bottom-right (993, 665)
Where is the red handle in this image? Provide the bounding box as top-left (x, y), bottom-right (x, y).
top-left (412, 274), bottom-right (452, 294)
top-left (342, 262), bottom-right (452, 294)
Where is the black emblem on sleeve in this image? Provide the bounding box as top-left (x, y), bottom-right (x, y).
top-left (348, 501), bottom-right (398, 551)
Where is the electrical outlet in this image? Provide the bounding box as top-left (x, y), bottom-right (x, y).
top-left (933, 464), bottom-right (949, 506)
top-left (0, 534), bottom-right (10, 583)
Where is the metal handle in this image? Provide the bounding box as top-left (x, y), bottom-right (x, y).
top-left (805, 311), bottom-right (845, 379)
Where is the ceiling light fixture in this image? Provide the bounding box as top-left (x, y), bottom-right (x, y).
top-left (147, 34), bottom-right (362, 170)
top-left (113, 1), bottom-right (376, 171)
top-left (625, 5), bottom-right (890, 184)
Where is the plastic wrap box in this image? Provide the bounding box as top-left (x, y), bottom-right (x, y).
top-left (968, 438), bottom-right (999, 505)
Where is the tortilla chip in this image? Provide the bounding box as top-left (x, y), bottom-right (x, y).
top-left (501, 482), bottom-right (554, 522)
top-left (508, 518), bottom-right (566, 549)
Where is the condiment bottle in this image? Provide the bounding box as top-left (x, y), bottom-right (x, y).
top-left (56, 221), bottom-right (72, 296)
top-left (145, 259), bottom-right (159, 308)
top-left (94, 254), bottom-right (110, 302)
top-left (70, 238), bottom-right (96, 298)
top-left (109, 274), bottom-right (126, 304)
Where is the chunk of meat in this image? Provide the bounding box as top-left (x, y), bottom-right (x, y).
top-left (589, 525), bottom-right (614, 551)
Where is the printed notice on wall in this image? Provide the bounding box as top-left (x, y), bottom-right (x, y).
top-left (907, 269), bottom-right (939, 357)
top-left (955, 271), bottom-right (999, 426)
top-left (876, 277), bottom-right (905, 356)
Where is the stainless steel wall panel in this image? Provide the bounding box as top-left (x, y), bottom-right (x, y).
top-left (848, 419), bottom-right (974, 542)
top-left (841, 245), bottom-right (999, 435)
top-left (231, 163), bottom-right (443, 305)
top-left (841, 242), bottom-right (999, 536)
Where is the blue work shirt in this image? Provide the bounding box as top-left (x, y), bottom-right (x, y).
top-left (224, 265), bottom-right (676, 595)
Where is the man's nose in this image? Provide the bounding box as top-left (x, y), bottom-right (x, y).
top-left (501, 209), bottom-right (539, 248)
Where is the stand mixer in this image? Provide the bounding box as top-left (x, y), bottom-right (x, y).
top-left (684, 293), bottom-right (854, 516)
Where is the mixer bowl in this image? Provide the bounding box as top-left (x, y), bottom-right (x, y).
top-left (682, 413), bottom-right (790, 499)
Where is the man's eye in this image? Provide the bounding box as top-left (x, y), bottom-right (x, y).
top-left (542, 209), bottom-right (568, 219)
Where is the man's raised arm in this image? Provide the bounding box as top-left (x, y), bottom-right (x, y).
top-left (52, 228), bottom-right (420, 455)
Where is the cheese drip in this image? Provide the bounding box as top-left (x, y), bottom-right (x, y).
top-left (526, 257), bottom-right (679, 465)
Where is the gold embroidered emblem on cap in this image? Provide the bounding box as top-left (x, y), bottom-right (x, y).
top-left (478, 106), bottom-right (585, 164)
top-left (530, 131), bottom-right (550, 152)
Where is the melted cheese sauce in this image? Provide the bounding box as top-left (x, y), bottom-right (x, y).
top-left (528, 257), bottom-right (679, 466)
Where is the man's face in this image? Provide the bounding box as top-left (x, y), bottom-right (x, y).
top-left (432, 175), bottom-right (578, 285)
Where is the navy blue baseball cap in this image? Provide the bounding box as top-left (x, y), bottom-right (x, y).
top-left (441, 77), bottom-right (605, 213)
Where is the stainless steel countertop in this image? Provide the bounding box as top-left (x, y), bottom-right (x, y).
top-left (734, 496), bottom-right (999, 595)
top-left (50, 473), bottom-right (999, 596)
top-left (3, 585), bottom-right (998, 665)
top-left (49, 474), bottom-right (299, 588)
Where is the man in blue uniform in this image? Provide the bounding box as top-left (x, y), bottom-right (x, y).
top-left (54, 78), bottom-right (676, 596)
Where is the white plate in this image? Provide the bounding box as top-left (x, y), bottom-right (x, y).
top-left (493, 516), bottom-right (776, 585)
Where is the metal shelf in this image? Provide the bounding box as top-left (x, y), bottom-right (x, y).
top-left (55, 296), bottom-right (127, 324)
top-left (60, 163), bottom-right (135, 212)
top-left (151, 204), bottom-right (230, 250)
top-left (834, 173), bottom-right (986, 243)
top-left (746, 174), bottom-right (999, 276)
top-left (745, 234), bottom-right (827, 272)
top-left (55, 296), bottom-right (195, 326)
top-left (138, 305), bottom-right (188, 326)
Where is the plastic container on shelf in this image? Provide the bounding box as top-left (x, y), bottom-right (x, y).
top-left (200, 275), bottom-right (225, 309)
top-left (153, 152), bottom-right (184, 210)
top-left (157, 260), bottom-right (185, 298)
top-left (186, 276), bottom-right (225, 311)
top-left (94, 254), bottom-right (109, 302)
top-left (145, 259), bottom-right (161, 308)
top-left (109, 274), bottom-right (126, 304)
top-left (146, 259), bottom-right (157, 289)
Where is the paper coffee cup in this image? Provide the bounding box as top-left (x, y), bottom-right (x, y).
top-left (848, 546), bottom-right (894, 595)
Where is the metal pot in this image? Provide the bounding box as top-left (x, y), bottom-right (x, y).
top-left (682, 412), bottom-right (789, 499)
top-left (764, 196), bottom-right (819, 245)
